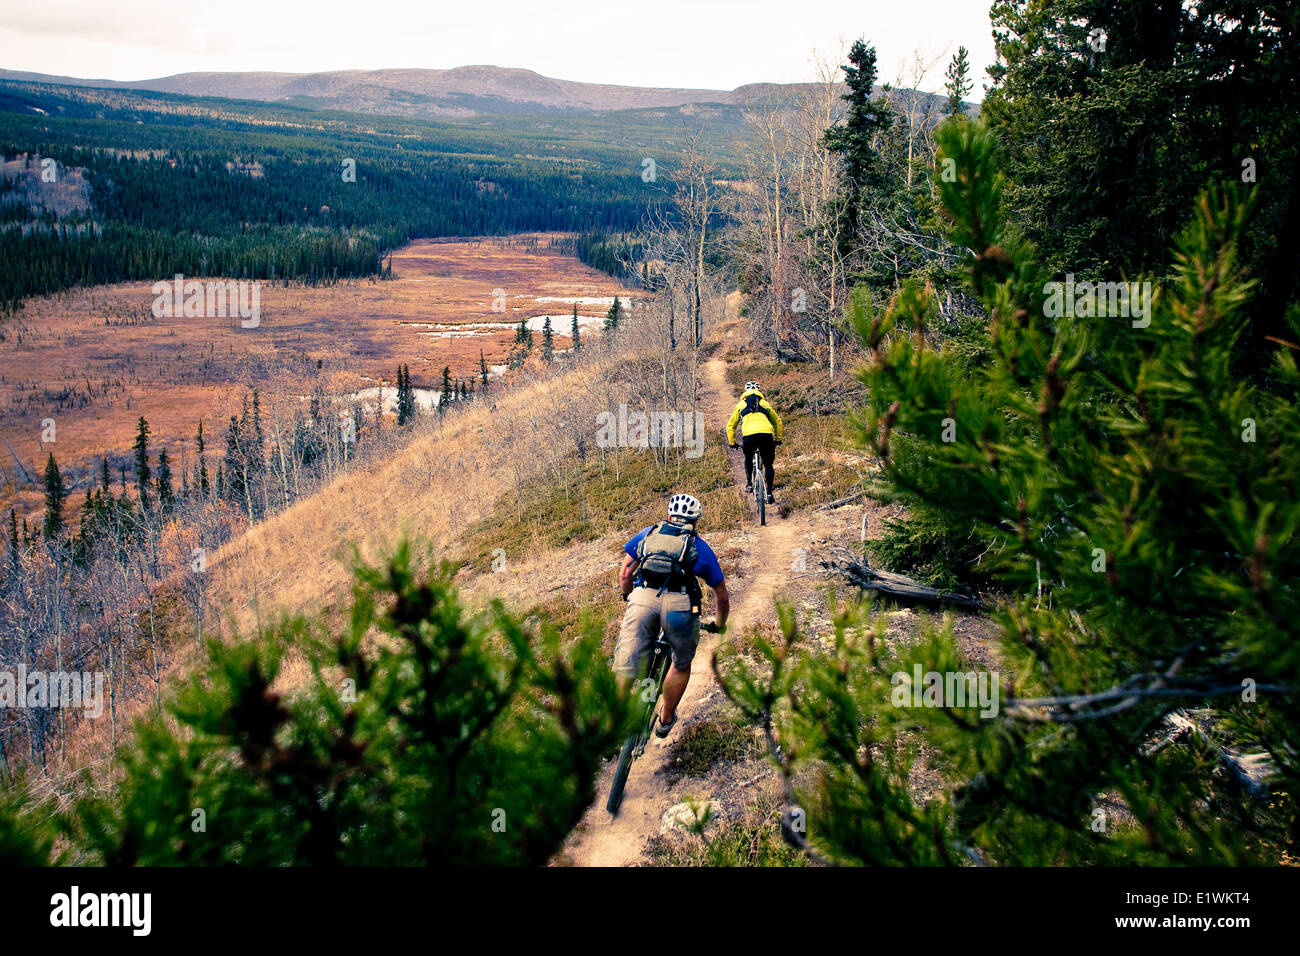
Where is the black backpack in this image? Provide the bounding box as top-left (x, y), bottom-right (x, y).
top-left (742, 393), bottom-right (776, 429)
top-left (635, 521), bottom-right (700, 599)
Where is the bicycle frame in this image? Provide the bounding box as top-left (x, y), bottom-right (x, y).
top-left (606, 632), bottom-right (672, 814)
top-left (632, 637), bottom-right (672, 756)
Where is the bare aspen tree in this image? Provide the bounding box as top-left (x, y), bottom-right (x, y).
top-left (752, 100), bottom-right (794, 354)
top-left (787, 50), bottom-right (852, 376)
top-left (885, 48), bottom-right (948, 189)
top-left (648, 133), bottom-right (717, 350)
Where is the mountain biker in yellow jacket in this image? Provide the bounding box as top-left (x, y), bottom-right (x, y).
top-left (726, 381), bottom-right (782, 504)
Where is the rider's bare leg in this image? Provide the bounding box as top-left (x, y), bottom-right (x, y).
top-left (660, 663), bottom-right (691, 724)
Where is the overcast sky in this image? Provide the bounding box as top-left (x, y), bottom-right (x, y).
top-left (1, 0), bottom-right (998, 99)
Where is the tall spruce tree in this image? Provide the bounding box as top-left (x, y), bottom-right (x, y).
top-left (196, 421), bottom-right (209, 499)
top-left (396, 365), bottom-right (411, 426)
top-left (156, 447), bottom-right (174, 512)
top-left (41, 453), bottom-right (65, 538)
top-left (439, 366), bottom-right (452, 413)
top-left (251, 389), bottom-right (266, 467)
top-left (395, 365), bottom-right (405, 426)
top-left (570, 305), bottom-right (581, 353)
top-left (604, 297), bottom-right (623, 332)
top-left (943, 45), bottom-right (972, 116)
top-left (542, 315), bottom-right (554, 362)
top-left (822, 39), bottom-right (894, 254)
top-left (133, 416), bottom-right (152, 509)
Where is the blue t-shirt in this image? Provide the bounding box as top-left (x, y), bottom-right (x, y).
top-left (625, 524), bottom-right (725, 588)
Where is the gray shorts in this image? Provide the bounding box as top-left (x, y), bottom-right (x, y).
top-left (613, 587), bottom-right (699, 677)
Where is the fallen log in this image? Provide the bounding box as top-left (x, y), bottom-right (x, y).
top-left (816, 490), bottom-right (867, 511)
top-left (825, 559), bottom-right (990, 611)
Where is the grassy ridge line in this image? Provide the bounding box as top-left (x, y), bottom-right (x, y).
top-left (0, 79), bottom-right (750, 165)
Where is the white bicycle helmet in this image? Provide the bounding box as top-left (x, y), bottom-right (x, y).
top-left (668, 493), bottom-right (703, 522)
top-left (743, 381), bottom-right (762, 393)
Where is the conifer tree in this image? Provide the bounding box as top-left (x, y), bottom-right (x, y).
top-left (41, 453), bottom-right (65, 538)
top-left (223, 416), bottom-right (244, 503)
top-left (133, 416), bottom-right (152, 509)
top-left (251, 389), bottom-right (265, 467)
top-left (396, 365), bottom-right (410, 426)
top-left (7, 508), bottom-right (18, 575)
top-left (43, 545), bottom-right (625, 866)
top-left (439, 366), bottom-right (452, 413)
top-left (196, 421), bottom-right (209, 499)
top-left (822, 39), bottom-right (894, 249)
top-left (542, 315), bottom-right (554, 362)
top-left (982, 0), bottom-right (1300, 349)
top-left (943, 45), bottom-right (972, 116)
top-left (156, 447), bottom-right (174, 512)
top-left (479, 349), bottom-right (489, 388)
top-left (604, 297), bottom-right (623, 331)
top-left (570, 304), bottom-right (581, 353)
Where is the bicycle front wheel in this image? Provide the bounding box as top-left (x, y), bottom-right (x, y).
top-left (606, 733), bottom-right (638, 815)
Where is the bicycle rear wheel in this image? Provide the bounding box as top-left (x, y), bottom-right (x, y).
top-left (753, 451), bottom-right (766, 525)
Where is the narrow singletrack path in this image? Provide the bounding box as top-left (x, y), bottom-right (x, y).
top-left (563, 345), bottom-right (796, 866)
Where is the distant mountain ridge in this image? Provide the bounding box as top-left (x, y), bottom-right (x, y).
top-left (0, 65), bottom-right (961, 120)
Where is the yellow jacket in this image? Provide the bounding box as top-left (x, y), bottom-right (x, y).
top-left (727, 389), bottom-right (783, 444)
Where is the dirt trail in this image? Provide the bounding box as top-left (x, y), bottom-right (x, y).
top-left (562, 350), bottom-right (798, 867)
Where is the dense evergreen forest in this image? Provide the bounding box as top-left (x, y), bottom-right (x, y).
top-left (0, 81), bottom-right (719, 310)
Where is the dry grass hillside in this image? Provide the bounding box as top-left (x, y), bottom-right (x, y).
top-left (208, 364), bottom-right (572, 637)
top-left (20, 292), bottom-right (736, 800)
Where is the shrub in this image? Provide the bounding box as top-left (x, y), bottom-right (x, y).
top-left (60, 543), bottom-right (625, 865)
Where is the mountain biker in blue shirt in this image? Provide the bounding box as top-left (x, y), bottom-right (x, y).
top-left (615, 493), bottom-right (729, 737)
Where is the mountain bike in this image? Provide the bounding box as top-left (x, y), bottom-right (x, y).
top-left (606, 621), bottom-right (719, 814)
top-left (607, 631), bottom-right (672, 815)
top-left (752, 448), bottom-right (766, 526)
